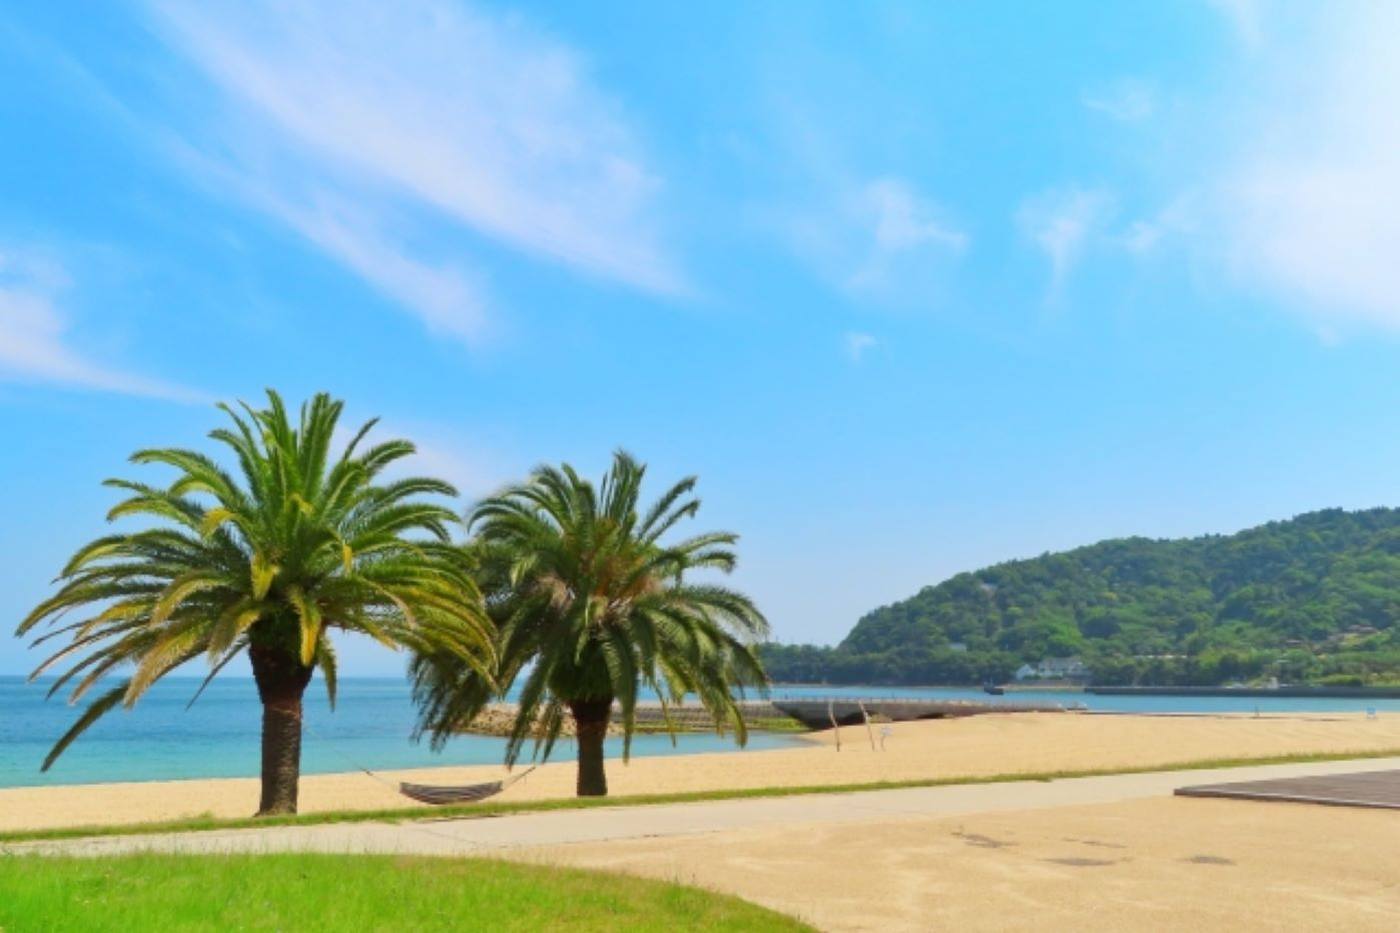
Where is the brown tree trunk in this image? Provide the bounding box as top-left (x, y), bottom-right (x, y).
top-left (250, 645), bottom-right (314, 816)
top-left (570, 698), bottom-right (613, 797)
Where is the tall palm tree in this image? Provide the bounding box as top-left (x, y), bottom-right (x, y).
top-left (412, 451), bottom-right (769, 797)
top-left (17, 391), bottom-right (492, 815)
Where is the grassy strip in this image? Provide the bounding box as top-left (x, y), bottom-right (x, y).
top-left (0, 852), bottom-right (811, 932)
top-left (5, 746), bottom-right (1399, 845)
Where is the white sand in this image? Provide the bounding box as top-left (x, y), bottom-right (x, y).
top-left (516, 794), bottom-right (1400, 931)
top-left (4, 711), bottom-right (1400, 833)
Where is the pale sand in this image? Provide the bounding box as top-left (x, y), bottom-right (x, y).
top-left (6, 711), bottom-right (1400, 833)
top-left (511, 795), bottom-right (1400, 932)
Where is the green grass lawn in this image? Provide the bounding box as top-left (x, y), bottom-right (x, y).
top-left (0, 853), bottom-right (811, 932)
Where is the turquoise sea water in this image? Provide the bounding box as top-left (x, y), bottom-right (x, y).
top-left (6, 677), bottom-right (1400, 789)
top-left (765, 683), bottom-right (1400, 715)
top-left (0, 677), bottom-right (800, 789)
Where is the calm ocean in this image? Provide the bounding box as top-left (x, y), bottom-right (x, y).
top-left (4, 677), bottom-right (1399, 789)
top-left (0, 676), bottom-right (801, 789)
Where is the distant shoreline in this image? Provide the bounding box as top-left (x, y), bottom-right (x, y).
top-left (771, 681), bottom-right (1400, 698)
top-left (1087, 684), bottom-right (1400, 698)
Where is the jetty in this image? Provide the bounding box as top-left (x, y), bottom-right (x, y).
top-left (462, 696), bottom-right (1065, 736)
top-left (770, 696), bottom-right (1063, 729)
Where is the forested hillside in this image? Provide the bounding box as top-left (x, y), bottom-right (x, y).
top-left (762, 508), bottom-right (1400, 686)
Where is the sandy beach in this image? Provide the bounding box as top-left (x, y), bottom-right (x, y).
top-left (518, 792), bottom-right (1400, 931)
top-left (5, 711), bottom-right (1400, 833)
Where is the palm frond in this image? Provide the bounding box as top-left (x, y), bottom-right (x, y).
top-left (19, 390), bottom-right (492, 770)
top-left (413, 451), bottom-right (770, 765)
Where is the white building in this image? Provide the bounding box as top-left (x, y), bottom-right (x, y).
top-left (1014, 657), bottom-right (1090, 681)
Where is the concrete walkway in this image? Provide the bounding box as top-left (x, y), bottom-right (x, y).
top-left (7, 755), bottom-right (1399, 859)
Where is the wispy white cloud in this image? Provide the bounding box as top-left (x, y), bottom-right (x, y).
top-left (1118, 195), bottom-right (1201, 255)
top-left (147, 0), bottom-right (682, 341)
top-left (1047, 5), bottom-right (1400, 336)
top-left (1083, 78), bottom-right (1157, 123)
top-left (1213, 3), bottom-right (1400, 331)
top-left (1210, 0), bottom-right (1265, 49)
top-left (754, 77), bottom-right (966, 304)
top-left (1120, 220), bottom-right (1163, 255)
top-left (862, 178), bottom-right (967, 254)
top-left (261, 193), bottom-right (491, 343)
top-left (1017, 188), bottom-right (1115, 297)
top-left (844, 331), bottom-right (878, 363)
top-left (856, 172), bottom-right (968, 256)
top-left (332, 418), bottom-right (515, 500)
top-left (399, 428), bottom-right (517, 501)
top-left (0, 251), bottom-right (201, 401)
top-left (779, 175), bottom-right (967, 300)
top-left (849, 177), bottom-right (967, 289)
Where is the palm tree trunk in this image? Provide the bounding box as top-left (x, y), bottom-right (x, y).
top-left (569, 698), bottom-right (613, 797)
top-left (250, 646), bottom-right (314, 816)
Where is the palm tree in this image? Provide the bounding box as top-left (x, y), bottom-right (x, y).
top-left (17, 391), bottom-right (492, 815)
top-left (412, 451), bottom-right (769, 797)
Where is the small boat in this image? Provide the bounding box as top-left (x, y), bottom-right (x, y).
top-left (982, 683), bottom-right (1005, 696)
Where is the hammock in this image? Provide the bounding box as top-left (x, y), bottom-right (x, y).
top-left (303, 721), bottom-right (536, 808)
top-left (397, 766), bottom-right (536, 806)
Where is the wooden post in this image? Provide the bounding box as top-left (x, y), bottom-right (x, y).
top-left (828, 699), bottom-right (841, 751)
top-left (858, 701), bottom-right (877, 751)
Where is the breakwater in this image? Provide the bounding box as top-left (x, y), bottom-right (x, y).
top-left (460, 701), bottom-right (799, 737)
top-left (1087, 685), bottom-right (1400, 699)
top-left (771, 697), bottom-right (1064, 729)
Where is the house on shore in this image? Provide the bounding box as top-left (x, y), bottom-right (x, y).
top-left (1014, 657), bottom-right (1090, 682)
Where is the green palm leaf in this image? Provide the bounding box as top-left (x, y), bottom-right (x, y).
top-left (411, 450), bottom-right (769, 797)
top-left (19, 390), bottom-right (494, 814)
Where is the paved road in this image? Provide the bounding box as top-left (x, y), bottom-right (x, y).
top-left (7, 756), bottom-right (1399, 859)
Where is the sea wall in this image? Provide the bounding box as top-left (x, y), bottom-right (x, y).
top-left (459, 701), bottom-right (797, 737)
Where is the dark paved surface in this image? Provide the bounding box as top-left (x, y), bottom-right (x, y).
top-left (1176, 768), bottom-right (1400, 810)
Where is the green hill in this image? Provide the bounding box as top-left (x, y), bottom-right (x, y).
top-left (761, 508), bottom-right (1400, 687)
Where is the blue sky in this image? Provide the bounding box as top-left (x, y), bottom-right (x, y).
top-left (5, 1), bottom-right (1400, 676)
